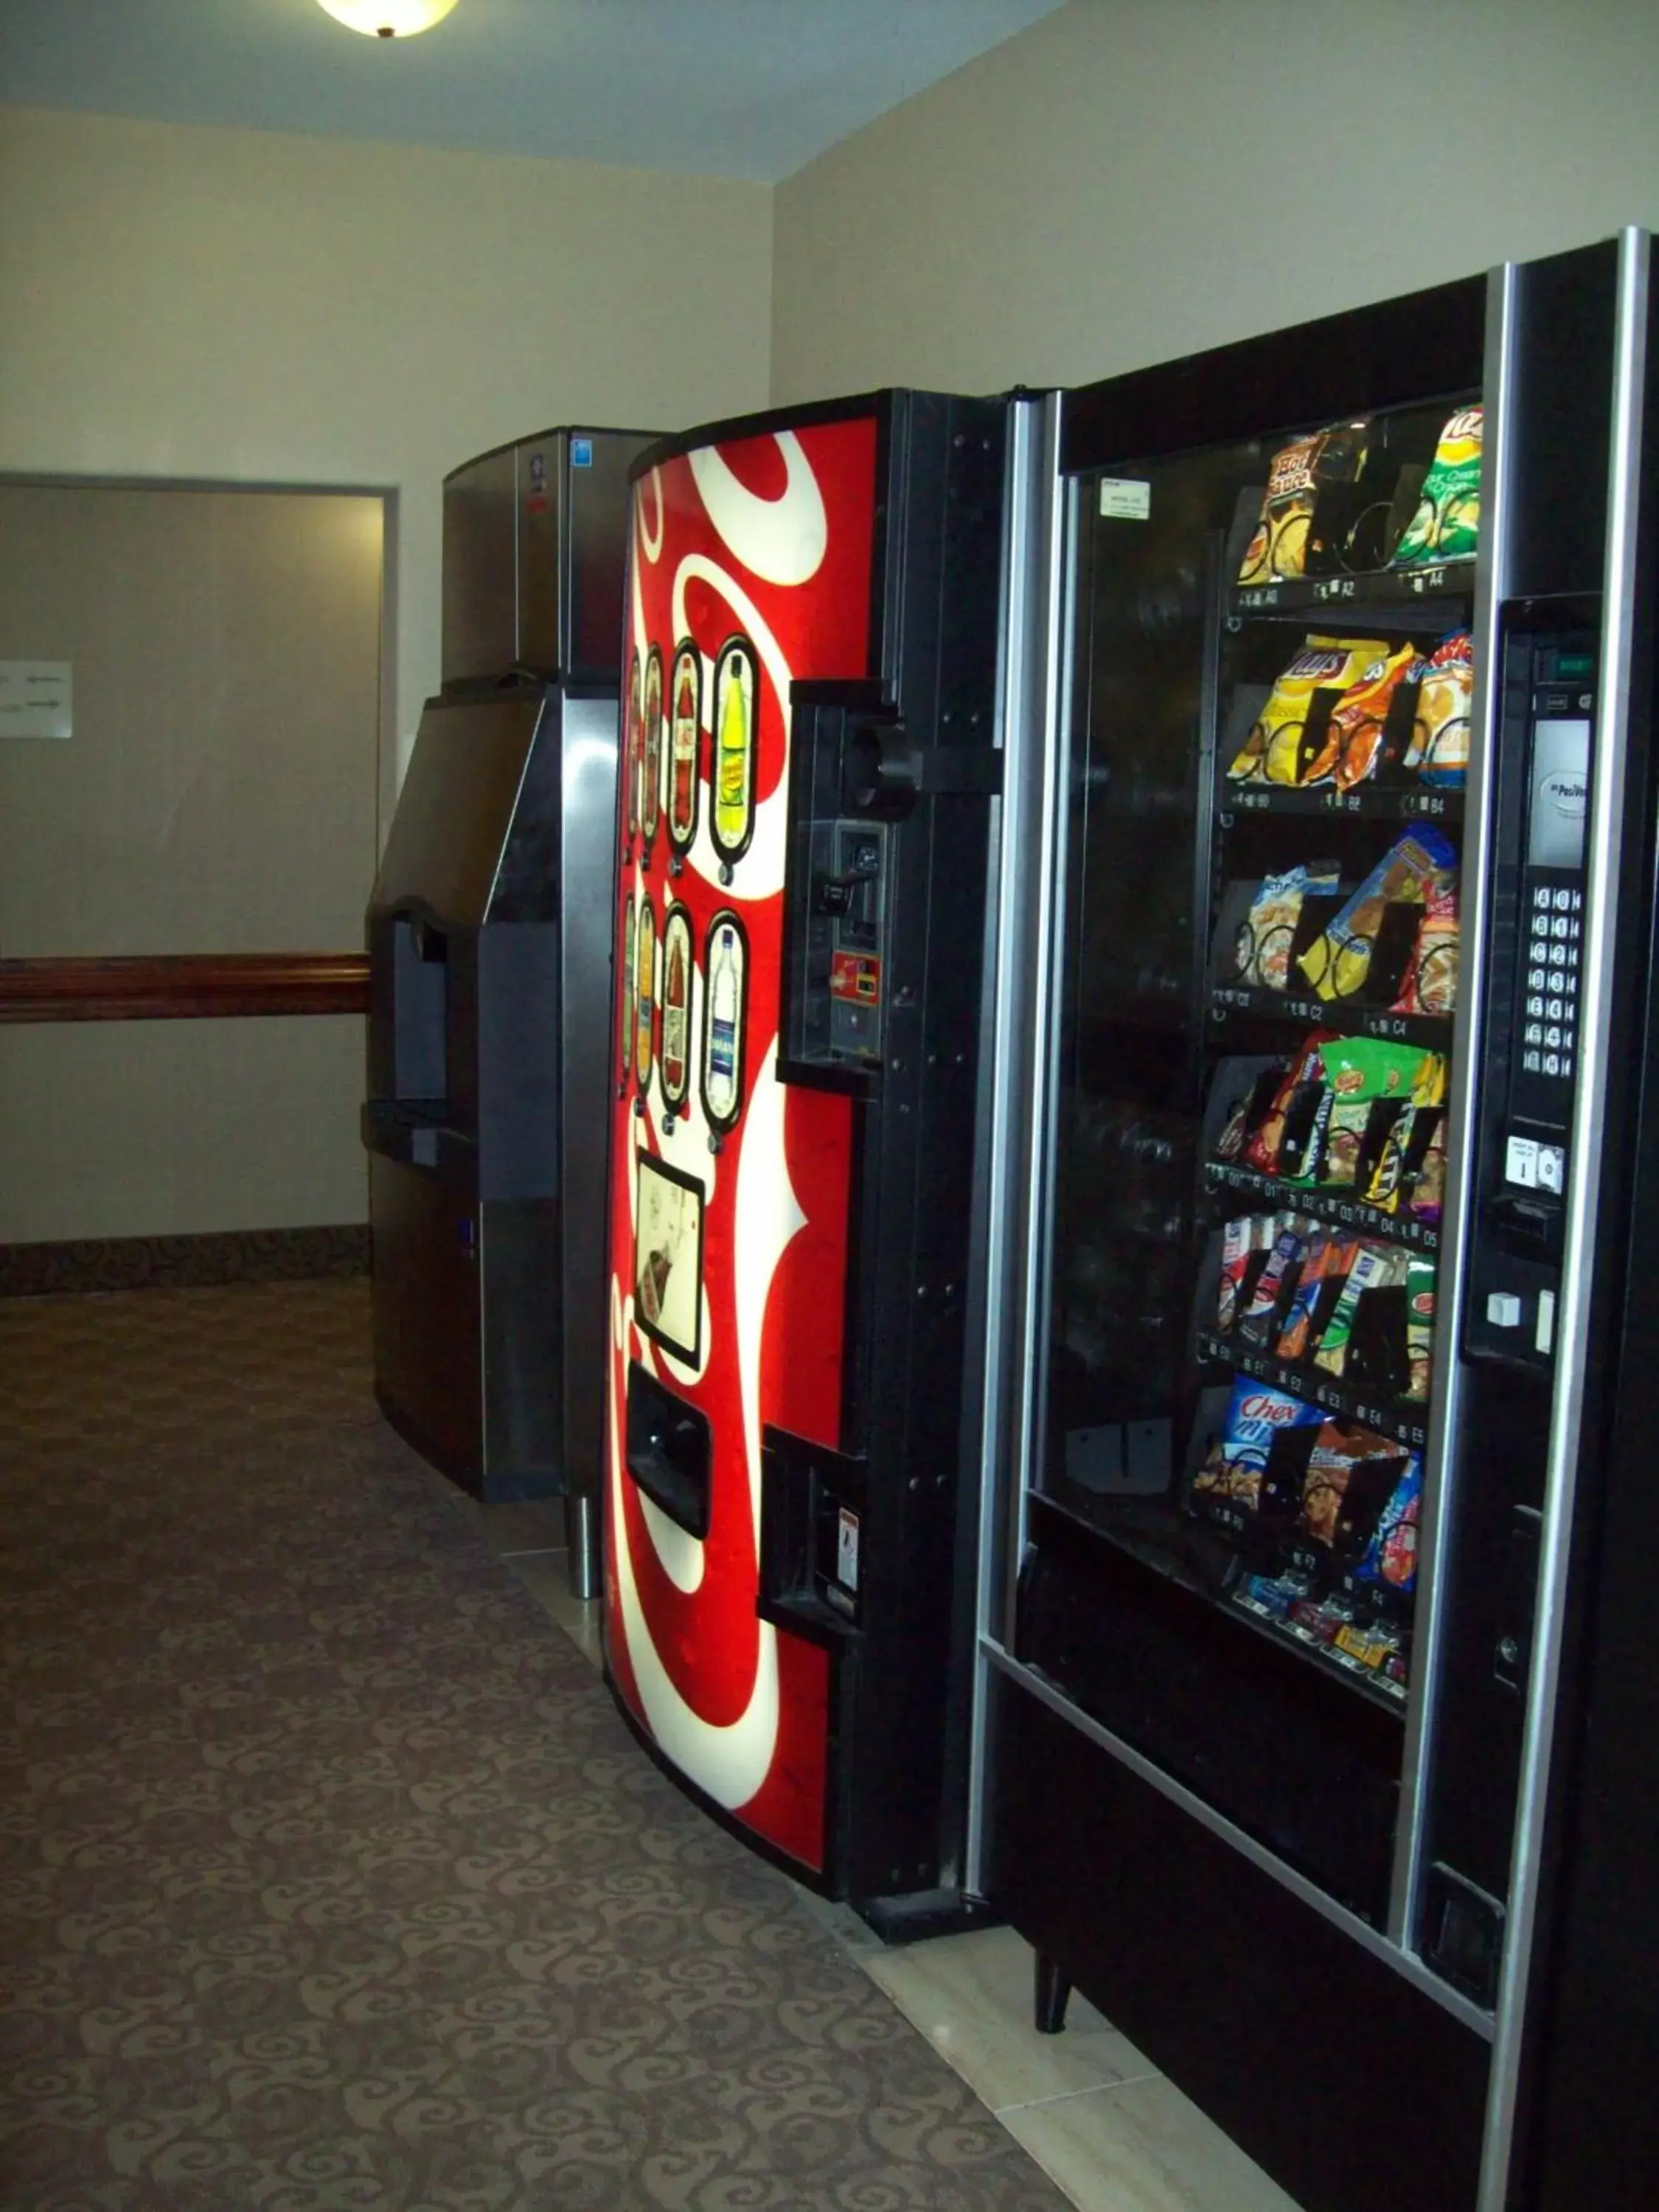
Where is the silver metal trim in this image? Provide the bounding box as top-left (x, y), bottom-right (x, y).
top-left (982, 1638), bottom-right (1496, 2041)
top-left (1476, 225), bottom-right (1652, 2212)
top-left (964, 390), bottom-right (1062, 1897)
top-left (1009, 467), bottom-right (1078, 1615)
top-left (1388, 262), bottom-right (1519, 1948)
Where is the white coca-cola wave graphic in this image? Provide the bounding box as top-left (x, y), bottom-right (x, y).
top-left (608, 1039), bottom-right (805, 1809)
top-left (687, 433), bottom-right (827, 587)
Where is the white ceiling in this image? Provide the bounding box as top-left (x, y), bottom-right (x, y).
top-left (0, 0), bottom-right (1068, 184)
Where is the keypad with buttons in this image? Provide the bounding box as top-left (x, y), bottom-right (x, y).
top-left (1520, 879), bottom-right (1582, 1082)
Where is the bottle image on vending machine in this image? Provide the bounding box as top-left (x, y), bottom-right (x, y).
top-left (625, 650), bottom-right (641, 849)
top-left (641, 646), bottom-right (663, 851)
top-left (702, 917), bottom-right (742, 1128)
top-left (661, 907), bottom-right (691, 1112)
top-left (634, 896), bottom-right (655, 1096)
top-left (669, 646), bottom-right (699, 853)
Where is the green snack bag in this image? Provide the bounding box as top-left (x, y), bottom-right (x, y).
top-left (1393, 406), bottom-right (1482, 566)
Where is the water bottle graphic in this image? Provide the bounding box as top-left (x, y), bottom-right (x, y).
top-left (700, 911), bottom-right (748, 1133)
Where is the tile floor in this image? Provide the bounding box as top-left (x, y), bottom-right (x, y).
top-left (471, 1492), bottom-right (1301, 2212)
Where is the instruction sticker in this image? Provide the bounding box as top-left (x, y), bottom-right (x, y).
top-left (0, 661), bottom-right (72, 740)
top-left (1099, 478), bottom-right (1151, 521)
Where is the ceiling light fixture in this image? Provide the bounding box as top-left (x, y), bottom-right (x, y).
top-left (316, 1), bottom-right (459, 38)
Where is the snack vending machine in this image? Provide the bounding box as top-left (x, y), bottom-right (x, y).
top-left (975, 233), bottom-right (1659, 2212)
top-left (602, 392), bottom-right (1028, 1927)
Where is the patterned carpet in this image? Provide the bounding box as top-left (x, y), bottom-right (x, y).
top-left (0, 1281), bottom-right (1068, 2212)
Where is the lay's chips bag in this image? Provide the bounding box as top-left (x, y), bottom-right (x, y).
top-left (1393, 406), bottom-right (1482, 566)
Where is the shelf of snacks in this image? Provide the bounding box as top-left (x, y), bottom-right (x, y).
top-left (1228, 1579), bottom-right (1411, 1706)
top-left (1195, 1332), bottom-right (1430, 1451)
top-left (1187, 1365), bottom-right (1424, 1704)
top-left (1203, 1160), bottom-right (1440, 1253)
top-left (1223, 629), bottom-right (1472, 806)
top-left (1231, 402), bottom-right (1481, 619)
top-left (1214, 814), bottom-right (1461, 1043)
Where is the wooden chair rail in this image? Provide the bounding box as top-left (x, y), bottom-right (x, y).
top-left (0, 953), bottom-right (371, 1024)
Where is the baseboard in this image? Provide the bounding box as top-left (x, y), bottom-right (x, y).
top-left (0, 1223), bottom-right (370, 1298)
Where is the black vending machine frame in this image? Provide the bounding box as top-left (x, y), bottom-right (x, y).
top-left (977, 237), bottom-right (1659, 2212)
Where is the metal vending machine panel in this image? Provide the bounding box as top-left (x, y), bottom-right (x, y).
top-left (602, 394), bottom-right (1012, 1912)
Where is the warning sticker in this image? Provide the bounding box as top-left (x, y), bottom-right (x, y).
top-left (830, 950), bottom-right (881, 1007)
top-left (837, 1507), bottom-right (860, 1593)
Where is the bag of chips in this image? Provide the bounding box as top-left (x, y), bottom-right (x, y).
top-left (1244, 1034), bottom-right (1332, 1176)
top-left (1194, 1380), bottom-right (1323, 1512)
top-left (1395, 873), bottom-right (1459, 1014)
top-left (1296, 828), bottom-right (1457, 1002)
top-left (1236, 860), bottom-right (1341, 989)
top-left (1354, 1458), bottom-right (1422, 1594)
top-left (1308, 641), bottom-right (1419, 789)
top-left (1239, 420), bottom-right (1371, 585)
top-left (1299, 1422), bottom-right (1410, 1552)
top-left (1392, 406), bottom-right (1482, 566)
top-left (1409, 1113), bottom-right (1449, 1225)
top-left (1405, 630), bottom-right (1475, 786)
top-left (1229, 637), bottom-right (1387, 784)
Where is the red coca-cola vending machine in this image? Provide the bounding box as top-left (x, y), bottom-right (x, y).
top-left (602, 391), bottom-right (1036, 1927)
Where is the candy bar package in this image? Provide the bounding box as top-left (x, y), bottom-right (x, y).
top-left (1408, 1110), bottom-right (1449, 1224)
top-left (1395, 873), bottom-right (1459, 1015)
top-left (1237, 1217), bottom-right (1311, 1346)
top-left (1312, 1243), bottom-right (1408, 1378)
top-left (1239, 420), bottom-right (1371, 585)
top-left (1296, 827), bottom-right (1457, 1003)
top-left (1193, 1380), bottom-right (1323, 1514)
top-left (1405, 630), bottom-right (1475, 786)
top-left (1307, 1037), bottom-right (1434, 1187)
top-left (1218, 1215), bottom-right (1274, 1331)
top-left (1236, 860), bottom-right (1341, 990)
top-left (1228, 636), bottom-right (1385, 784)
top-left (1275, 1231), bottom-right (1360, 1363)
top-left (1308, 641), bottom-right (1419, 790)
top-left (1363, 1051), bottom-right (1447, 1214)
top-left (1354, 1458), bottom-right (1422, 1596)
top-left (1392, 406), bottom-right (1482, 567)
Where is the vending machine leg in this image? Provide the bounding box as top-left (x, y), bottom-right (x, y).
top-left (1034, 1952), bottom-right (1071, 2036)
top-left (564, 1490), bottom-right (599, 1601)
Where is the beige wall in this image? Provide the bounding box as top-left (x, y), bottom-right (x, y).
top-left (0, 105), bottom-right (773, 787)
top-left (0, 105), bottom-right (771, 1245)
top-left (771, 0), bottom-right (1659, 404)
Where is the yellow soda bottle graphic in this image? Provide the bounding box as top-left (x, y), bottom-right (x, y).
top-left (710, 639), bottom-right (754, 877)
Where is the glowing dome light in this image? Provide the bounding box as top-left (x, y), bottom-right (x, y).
top-left (316, 1), bottom-right (460, 38)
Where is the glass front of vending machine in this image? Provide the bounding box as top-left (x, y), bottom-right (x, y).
top-left (974, 237), bottom-right (1659, 2212)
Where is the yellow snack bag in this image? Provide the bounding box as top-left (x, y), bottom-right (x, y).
top-left (1230, 636), bottom-right (1395, 785)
